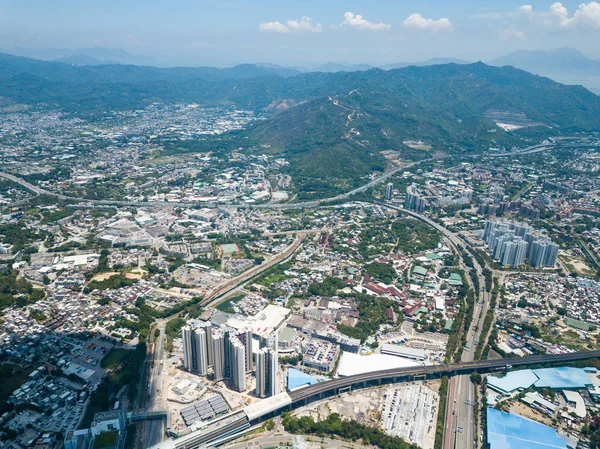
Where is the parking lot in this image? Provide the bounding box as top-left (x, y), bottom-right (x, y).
top-left (173, 265), bottom-right (228, 296)
top-left (293, 381), bottom-right (440, 449)
top-left (382, 384), bottom-right (439, 449)
top-left (66, 335), bottom-right (117, 384)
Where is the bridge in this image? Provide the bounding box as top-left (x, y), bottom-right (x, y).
top-left (129, 410), bottom-right (169, 422)
top-left (288, 350), bottom-right (600, 403)
top-left (149, 349), bottom-right (600, 449)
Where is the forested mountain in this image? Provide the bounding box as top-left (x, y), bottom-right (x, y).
top-left (2, 52), bottom-right (600, 197)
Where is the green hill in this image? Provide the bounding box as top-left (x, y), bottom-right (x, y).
top-left (2, 53), bottom-right (600, 198)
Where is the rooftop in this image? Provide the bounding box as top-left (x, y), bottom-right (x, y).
top-left (488, 366), bottom-right (594, 393)
top-left (336, 352), bottom-right (419, 377)
top-left (287, 368), bottom-right (318, 391)
top-left (487, 408), bottom-right (567, 449)
top-left (487, 369), bottom-right (538, 394)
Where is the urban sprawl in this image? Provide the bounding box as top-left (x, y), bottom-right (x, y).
top-left (1, 105), bottom-right (600, 449)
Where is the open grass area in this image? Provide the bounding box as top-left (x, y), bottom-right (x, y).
top-left (100, 348), bottom-right (129, 370)
top-left (93, 430), bottom-right (119, 448)
top-left (258, 273), bottom-right (288, 285)
top-left (559, 254), bottom-right (596, 277)
top-left (540, 326), bottom-right (599, 351)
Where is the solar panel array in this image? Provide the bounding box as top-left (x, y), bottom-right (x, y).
top-left (181, 394), bottom-right (229, 426)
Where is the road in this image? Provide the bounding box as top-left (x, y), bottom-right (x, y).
top-left (0, 138), bottom-right (569, 447)
top-left (227, 434), bottom-right (373, 449)
top-left (137, 230), bottom-right (311, 446)
top-left (139, 320), bottom-right (168, 448)
top-left (287, 349), bottom-right (600, 403)
top-left (204, 231), bottom-right (306, 305)
top-left (381, 205), bottom-right (489, 449)
top-left (0, 158), bottom-right (431, 210)
top-left (151, 348), bottom-right (600, 449)
top-left (0, 139), bottom-right (572, 211)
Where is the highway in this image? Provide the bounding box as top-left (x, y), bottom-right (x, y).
top-left (0, 137), bottom-right (577, 449)
top-left (150, 349), bottom-right (600, 449)
top-left (227, 434), bottom-right (373, 449)
top-left (138, 229), bottom-right (311, 447)
top-left (0, 139), bottom-right (573, 211)
top-left (203, 232), bottom-right (306, 305)
top-left (0, 160), bottom-right (424, 210)
top-left (287, 349), bottom-right (600, 403)
top-left (380, 204), bottom-right (490, 449)
top-left (139, 320), bottom-right (168, 448)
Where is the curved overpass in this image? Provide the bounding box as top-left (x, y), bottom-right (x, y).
top-left (288, 350), bottom-right (600, 403)
top-left (150, 350), bottom-right (600, 449)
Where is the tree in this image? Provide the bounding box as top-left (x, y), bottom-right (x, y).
top-left (470, 373), bottom-right (482, 385)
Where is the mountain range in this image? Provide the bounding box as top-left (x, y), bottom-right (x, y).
top-left (5, 45), bottom-right (599, 92)
top-left (488, 48), bottom-right (600, 94)
top-left (2, 47), bottom-right (157, 66)
top-left (1, 50), bottom-right (599, 199)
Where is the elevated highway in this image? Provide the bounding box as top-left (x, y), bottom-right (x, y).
top-left (149, 350), bottom-right (600, 449)
top-left (287, 350), bottom-right (600, 403)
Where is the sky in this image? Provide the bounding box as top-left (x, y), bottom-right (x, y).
top-left (1, 0), bottom-right (600, 67)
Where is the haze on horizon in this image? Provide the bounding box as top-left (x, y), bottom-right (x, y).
top-left (1, 0), bottom-right (600, 67)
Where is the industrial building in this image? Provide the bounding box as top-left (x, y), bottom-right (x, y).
top-left (336, 353), bottom-right (419, 377)
top-left (486, 408), bottom-right (567, 449)
top-left (302, 339), bottom-right (339, 372)
top-left (180, 394), bottom-right (230, 427)
top-left (487, 367), bottom-right (594, 395)
top-left (380, 344), bottom-right (427, 361)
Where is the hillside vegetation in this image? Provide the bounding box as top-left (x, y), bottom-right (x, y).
top-left (2, 53), bottom-right (600, 198)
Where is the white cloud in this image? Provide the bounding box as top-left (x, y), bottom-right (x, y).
top-left (573, 2), bottom-right (600, 28)
top-left (499, 29), bottom-right (527, 40)
top-left (550, 2), bottom-right (571, 26)
top-left (340, 12), bottom-right (391, 30)
top-left (259, 21), bottom-right (290, 33)
top-left (259, 16), bottom-right (322, 33)
top-left (402, 13), bottom-right (453, 32)
top-left (549, 2), bottom-right (600, 28)
top-left (474, 2), bottom-right (600, 31)
top-left (518, 5), bottom-right (534, 15)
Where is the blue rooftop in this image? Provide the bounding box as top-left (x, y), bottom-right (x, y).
top-left (487, 408), bottom-right (567, 449)
top-left (487, 366), bottom-right (594, 393)
top-left (533, 367), bottom-right (593, 390)
top-left (287, 368), bottom-right (318, 391)
top-left (487, 369), bottom-right (538, 394)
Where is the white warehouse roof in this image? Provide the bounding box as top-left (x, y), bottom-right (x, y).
top-left (336, 352), bottom-right (420, 377)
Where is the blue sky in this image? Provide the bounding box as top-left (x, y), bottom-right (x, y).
top-left (1, 0), bottom-right (599, 66)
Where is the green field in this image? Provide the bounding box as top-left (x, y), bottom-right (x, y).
top-left (258, 273), bottom-right (288, 285)
top-left (93, 430), bottom-right (118, 448)
top-left (100, 348), bottom-right (129, 370)
top-left (216, 294), bottom-right (245, 313)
